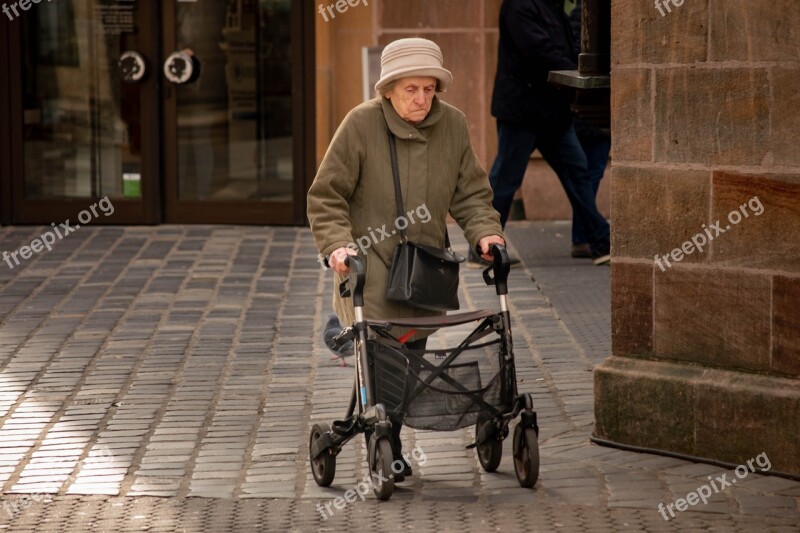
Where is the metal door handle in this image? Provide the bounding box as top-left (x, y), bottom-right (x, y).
top-left (163, 51), bottom-right (200, 84)
top-left (119, 51), bottom-right (147, 83)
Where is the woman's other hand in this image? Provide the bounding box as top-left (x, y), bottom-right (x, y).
top-left (478, 235), bottom-right (506, 261)
top-left (329, 247), bottom-right (358, 275)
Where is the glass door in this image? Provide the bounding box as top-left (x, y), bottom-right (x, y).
top-left (11, 0), bottom-right (160, 224)
top-left (3, 0), bottom-right (314, 225)
top-left (161, 0), bottom-right (311, 224)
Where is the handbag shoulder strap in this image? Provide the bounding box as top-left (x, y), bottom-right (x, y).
top-left (387, 130), bottom-right (452, 250)
top-left (387, 131), bottom-right (407, 243)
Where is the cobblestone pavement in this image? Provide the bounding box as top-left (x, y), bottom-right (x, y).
top-left (0, 223), bottom-right (797, 532)
top-left (504, 221), bottom-right (610, 363)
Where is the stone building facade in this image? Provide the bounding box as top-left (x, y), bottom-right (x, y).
top-left (595, 0), bottom-right (800, 475)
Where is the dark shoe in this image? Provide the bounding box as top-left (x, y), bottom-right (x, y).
top-left (389, 424), bottom-right (411, 482)
top-left (571, 243), bottom-right (592, 258)
top-left (467, 249), bottom-right (521, 269)
top-left (323, 314), bottom-right (353, 359)
top-left (392, 455), bottom-right (412, 482)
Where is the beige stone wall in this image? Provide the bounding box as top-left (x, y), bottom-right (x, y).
top-left (314, 0), bottom-right (376, 164)
top-left (598, 0), bottom-right (800, 474)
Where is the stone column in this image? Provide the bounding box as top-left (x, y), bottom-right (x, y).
top-left (595, 0), bottom-right (800, 475)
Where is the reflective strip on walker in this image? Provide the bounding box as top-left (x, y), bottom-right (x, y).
top-left (360, 386), bottom-right (367, 405)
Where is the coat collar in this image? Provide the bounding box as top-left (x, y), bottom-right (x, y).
top-left (381, 96), bottom-right (444, 142)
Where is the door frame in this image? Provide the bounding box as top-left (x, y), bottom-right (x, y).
top-left (160, 0), bottom-right (316, 225)
top-left (0, 13), bottom-right (12, 226)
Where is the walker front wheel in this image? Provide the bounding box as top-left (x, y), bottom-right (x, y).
top-left (513, 424), bottom-right (539, 488)
top-left (309, 423), bottom-right (336, 487)
top-left (368, 436), bottom-right (395, 501)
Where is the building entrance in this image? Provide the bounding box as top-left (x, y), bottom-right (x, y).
top-left (0, 0), bottom-right (314, 225)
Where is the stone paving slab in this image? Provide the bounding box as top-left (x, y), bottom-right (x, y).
top-left (0, 496), bottom-right (797, 532)
top-left (0, 224), bottom-right (796, 532)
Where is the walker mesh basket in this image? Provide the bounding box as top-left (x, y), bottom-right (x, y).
top-left (367, 323), bottom-right (513, 431)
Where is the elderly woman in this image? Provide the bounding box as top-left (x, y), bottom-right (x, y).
top-left (307, 37), bottom-right (504, 478)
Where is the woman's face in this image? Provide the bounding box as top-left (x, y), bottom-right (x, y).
top-left (386, 77), bottom-right (437, 124)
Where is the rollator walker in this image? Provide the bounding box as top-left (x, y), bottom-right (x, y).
top-left (309, 245), bottom-right (540, 500)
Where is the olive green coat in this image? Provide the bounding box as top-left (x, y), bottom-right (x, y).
top-left (307, 96), bottom-right (503, 333)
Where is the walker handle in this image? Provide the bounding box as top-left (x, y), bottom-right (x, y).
top-left (482, 244), bottom-right (510, 295)
top-left (338, 255), bottom-right (366, 307)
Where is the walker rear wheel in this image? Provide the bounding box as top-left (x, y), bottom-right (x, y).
top-left (476, 415), bottom-right (503, 472)
top-left (309, 423), bottom-right (336, 487)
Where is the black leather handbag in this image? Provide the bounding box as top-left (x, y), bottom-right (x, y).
top-left (385, 132), bottom-right (464, 311)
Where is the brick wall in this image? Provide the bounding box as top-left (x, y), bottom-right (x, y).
top-left (598, 0), bottom-right (800, 473)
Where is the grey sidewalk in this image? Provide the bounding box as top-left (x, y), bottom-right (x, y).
top-left (0, 223), bottom-right (797, 532)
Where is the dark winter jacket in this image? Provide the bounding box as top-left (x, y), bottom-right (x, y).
top-left (491, 0), bottom-right (578, 132)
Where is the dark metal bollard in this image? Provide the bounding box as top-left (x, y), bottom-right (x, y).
top-left (579, 0), bottom-right (611, 75)
top-left (548, 0), bottom-right (611, 130)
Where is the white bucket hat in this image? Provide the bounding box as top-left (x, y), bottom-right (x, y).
top-left (374, 38), bottom-right (453, 93)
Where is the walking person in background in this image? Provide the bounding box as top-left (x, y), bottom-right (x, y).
top-left (567, 116), bottom-right (610, 258)
top-left (479, 0), bottom-right (611, 266)
top-left (567, 0), bottom-right (612, 258)
top-left (307, 38), bottom-right (505, 481)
